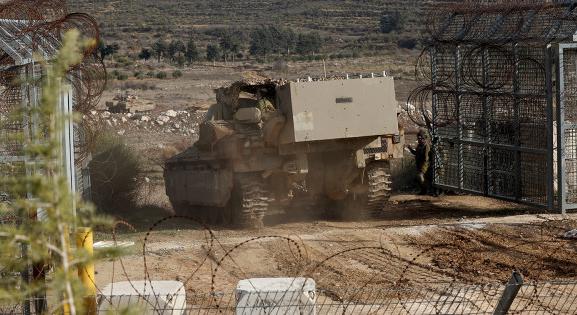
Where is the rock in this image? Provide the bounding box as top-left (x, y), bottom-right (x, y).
top-left (106, 120), bottom-right (113, 127)
top-left (174, 123), bottom-right (180, 129)
top-left (90, 110), bottom-right (97, 116)
top-left (126, 113), bottom-right (133, 118)
top-left (101, 111), bottom-right (111, 118)
top-left (121, 117), bottom-right (128, 123)
top-left (157, 120), bottom-right (165, 126)
top-left (563, 229), bottom-right (577, 239)
top-left (117, 130), bottom-right (125, 136)
top-left (141, 115), bottom-right (150, 122)
top-left (158, 115), bottom-right (170, 123)
top-left (164, 109), bottom-right (178, 118)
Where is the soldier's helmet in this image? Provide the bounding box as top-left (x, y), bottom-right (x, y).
top-left (417, 128), bottom-right (428, 140)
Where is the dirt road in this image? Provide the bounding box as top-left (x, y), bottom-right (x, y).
top-left (95, 194), bottom-right (577, 299)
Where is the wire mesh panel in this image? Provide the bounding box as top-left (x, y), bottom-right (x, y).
top-left (94, 282), bottom-right (577, 315)
top-left (559, 44), bottom-right (577, 212)
top-left (509, 281), bottom-right (577, 314)
top-left (432, 43), bottom-right (552, 206)
top-left (414, 2), bottom-right (577, 210)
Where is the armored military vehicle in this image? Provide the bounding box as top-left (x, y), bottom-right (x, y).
top-left (164, 75), bottom-right (404, 228)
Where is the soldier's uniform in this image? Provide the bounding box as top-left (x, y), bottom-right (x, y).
top-left (256, 87), bottom-right (275, 113)
top-left (409, 129), bottom-right (433, 195)
top-left (257, 97), bottom-right (275, 113)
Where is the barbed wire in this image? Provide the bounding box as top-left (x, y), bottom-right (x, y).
top-left (78, 213), bottom-right (577, 314)
top-left (0, 0), bottom-right (105, 163)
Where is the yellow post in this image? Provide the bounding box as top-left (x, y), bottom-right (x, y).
top-left (76, 227), bottom-right (97, 315)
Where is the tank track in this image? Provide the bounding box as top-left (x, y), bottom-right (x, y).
top-left (364, 161), bottom-right (392, 217)
top-left (236, 174), bottom-right (270, 228)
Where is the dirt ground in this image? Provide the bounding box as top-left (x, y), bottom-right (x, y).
top-left (94, 194), bottom-right (577, 299)
top-left (91, 58), bottom-right (577, 302)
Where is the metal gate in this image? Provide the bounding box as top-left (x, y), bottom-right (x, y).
top-left (431, 44), bottom-right (555, 209)
top-left (412, 2), bottom-right (577, 213)
top-left (558, 43), bottom-right (577, 213)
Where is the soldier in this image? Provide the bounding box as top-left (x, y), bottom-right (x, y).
top-left (408, 129), bottom-right (433, 195)
top-left (256, 88), bottom-right (275, 114)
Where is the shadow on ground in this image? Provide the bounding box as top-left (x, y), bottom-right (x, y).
top-left (103, 194), bottom-right (554, 234)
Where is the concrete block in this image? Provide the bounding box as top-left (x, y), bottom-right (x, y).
top-left (235, 277), bottom-right (316, 315)
top-left (98, 280), bottom-right (186, 315)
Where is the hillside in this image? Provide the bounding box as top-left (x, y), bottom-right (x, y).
top-left (70, 0), bottom-right (426, 54)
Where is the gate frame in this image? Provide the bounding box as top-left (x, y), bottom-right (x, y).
top-left (557, 42), bottom-right (577, 214)
top-left (430, 43), bottom-right (558, 211)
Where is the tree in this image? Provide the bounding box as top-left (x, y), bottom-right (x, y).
top-left (97, 40), bottom-right (119, 60)
top-left (219, 30), bottom-right (241, 62)
top-left (185, 39), bottom-right (199, 64)
top-left (249, 26), bottom-right (273, 56)
top-left (138, 48), bottom-right (152, 61)
top-left (152, 39), bottom-right (167, 62)
top-left (206, 44), bottom-right (221, 62)
top-left (281, 28), bottom-right (297, 55)
top-left (167, 39), bottom-right (186, 62)
top-left (380, 11), bottom-right (402, 33)
top-left (296, 32), bottom-right (323, 55)
top-left (250, 26), bottom-right (299, 57)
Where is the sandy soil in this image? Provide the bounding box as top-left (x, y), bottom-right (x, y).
top-left (94, 194), bottom-right (577, 300)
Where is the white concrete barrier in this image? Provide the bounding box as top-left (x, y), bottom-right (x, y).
top-left (235, 277), bottom-right (316, 315)
top-left (98, 280), bottom-right (186, 315)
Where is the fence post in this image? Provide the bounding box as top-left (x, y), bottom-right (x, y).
top-left (76, 227), bottom-right (97, 315)
top-left (493, 271), bottom-right (524, 315)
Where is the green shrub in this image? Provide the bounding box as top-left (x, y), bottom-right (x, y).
top-left (115, 55), bottom-right (134, 67)
top-left (146, 71), bottom-right (155, 78)
top-left (107, 69), bottom-right (119, 80)
top-left (172, 70), bottom-right (183, 78)
top-left (398, 38), bottom-right (417, 50)
top-left (156, 71), bottom-right (167, 79)
top-left (0, 30), bottom-right (121, 310)
top-left (89, 132), bottom-right (142, 212)
top-left (117, 72), bottom-right (129, 80)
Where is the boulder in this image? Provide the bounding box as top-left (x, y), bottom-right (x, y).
top-left (164, 109), bottom-right (178, 118)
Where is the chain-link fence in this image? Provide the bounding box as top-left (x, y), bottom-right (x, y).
top-left (406, 1), bottom-right (577, 212)
top-left (90, 280), bottom-right (577, 315)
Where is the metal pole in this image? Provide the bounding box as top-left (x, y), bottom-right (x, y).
top-left (455, 44), bottom-right (464, 190)
top-left (482, 45), bottom-right (491, 196)
top-left (493, 271), bottom-right (524, 315)
top-left (545, 46), bottom-right (555, 211)
top-left (76, 227), bottom-right (97, 315)
top-left (431, 45), bottom-right (438, 186)
top-left (513, 43), bottom-right (522, 202)
top-left (558, 45), bottom-right (567, 214)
